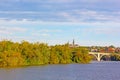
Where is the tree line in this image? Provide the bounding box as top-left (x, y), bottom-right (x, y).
top-left (0, 40), bottom-right (92, 67)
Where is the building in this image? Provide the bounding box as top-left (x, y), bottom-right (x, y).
top-left (69, 39), bottom-right (79, 48)
top-left (90, 46), bottom-right (116, 53)
top-left (115, 47), bottom-right (120, 53)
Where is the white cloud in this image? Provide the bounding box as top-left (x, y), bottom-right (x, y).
top-left (48, 0), bottom-right (74, 3)
top-left (0, 26), bottom-right (27, 35)
top-left (1, 0), bottom-right (20, 1)
top-left (0, 11), bottom-right (43, 14)
top-left (76, 10), bottom-right (120, 22)
top-left (58, 10), bottom-right (120, 23)
top-left (58, 12), bottom-right (79, 22)
top-left (91, 27), bottom-right (120, 35)
top-left (31, 29), bottom-right (62, 37)
top-left (0, 19), bottom-right (119, 46)
top-left (32, 33), bottom-right (50, 37)
top-left (0, 10), bottom-right (120, 23)
top-left (38, 29), bottom-right (62, 33)
top-left (40, 33), bottom-right (50, 37)
top-left (75, 24), bottom-right (120, 36)
top-left (0, 17), bottom-right (120, 26)
top-left (20, 0), bottom-right (74, 3)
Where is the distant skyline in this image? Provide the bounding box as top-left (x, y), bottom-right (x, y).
top-left (0, 0), bottom-right (120, 46)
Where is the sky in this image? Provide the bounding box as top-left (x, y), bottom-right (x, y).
top-left (0, 0), bottom-right (120, 46)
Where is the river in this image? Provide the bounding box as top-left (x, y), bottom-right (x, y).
top-left (0, 61), bottom-right (120, 80)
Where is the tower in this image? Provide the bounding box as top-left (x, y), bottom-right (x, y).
top-left (73, 39), bottom-right (75, 47)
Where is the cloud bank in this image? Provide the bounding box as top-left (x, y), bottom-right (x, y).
top-left (0, 0), bottom-right (120, 23)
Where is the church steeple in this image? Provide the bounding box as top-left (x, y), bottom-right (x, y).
top-left (73, 39), bottom-right (75, 46)
top-left (69, 39), bottom-right (79, 48)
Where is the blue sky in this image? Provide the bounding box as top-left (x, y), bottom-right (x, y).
top-left (0, 0), bottom-right (120, 46)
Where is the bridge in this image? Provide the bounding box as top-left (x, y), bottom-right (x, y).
top-left (89, 52), bottom-right (112, 61)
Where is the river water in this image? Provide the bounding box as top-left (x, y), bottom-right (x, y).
top-left (0, 61), bottom-right (120, 80)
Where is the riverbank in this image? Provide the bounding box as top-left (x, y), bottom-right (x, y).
top-left (0, 40), bottom-right (92, 67)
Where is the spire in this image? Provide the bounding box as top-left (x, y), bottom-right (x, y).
top-left (73, 39), bottom-right (75, 46)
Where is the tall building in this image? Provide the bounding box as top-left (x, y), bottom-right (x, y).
top-left (69, 39), bottom-right (79, 48)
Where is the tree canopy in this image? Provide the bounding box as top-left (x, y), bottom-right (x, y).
top-left (0, 40), bottom-right (92, 67)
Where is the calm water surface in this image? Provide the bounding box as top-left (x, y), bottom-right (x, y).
top-left (0, 61), bottom-right (120, 80)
